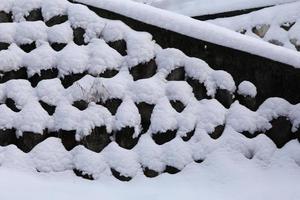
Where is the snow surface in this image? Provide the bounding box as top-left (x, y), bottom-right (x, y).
top-left (75, 0), bottom-right (300, 68)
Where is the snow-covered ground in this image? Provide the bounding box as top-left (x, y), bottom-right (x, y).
top-left (130, 0), bottom-right (300, 17)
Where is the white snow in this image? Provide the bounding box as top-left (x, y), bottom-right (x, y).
top-left (237, 81), bottom-right (257, 97)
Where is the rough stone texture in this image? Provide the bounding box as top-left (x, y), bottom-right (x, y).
top-left (97, 98), bottom-right (122, 115)
top-left (60, 72), bottom-right (87, 88)
top-left (39, 100), bottom-right (56, 116)
top-left (265, 117), bottom-right (294, 148)
top-left (5, 98), bottom-right (21, 112)
top-left (164, 166), bottom-right (180, 174)
top-left (17, 131), bottom-right (47, 153)
top-left (0, 67), bottom-right (28, 84)
top-left (25, 9), bottom-right (43, 21)
top-left (45, 15), bottom-right (68, 27)
top-left (181, 129), bottom-right (195, 142)
top-left (83, 5), bottom-right (300, 105)
top-left (99, 69), bottom-right (119, 78)
top-left (58, 130), bottom-right (79, 151)
top-left (143, 167), bottom-right (159, 178)
top-left (73, 169), bottom-right (94, 180)
top-left (170, 100), bottom-right (185, 113)
top-left (50, 43), bottom-right (67, 51)
top-left (129, 59), bottom-right (157, 81)
top-left (29, 68), bottom-right (59, 87)
top-left (186, 77), bottom-right (208, 100)
top-left (209, 125), bottom-right (225, 139)
top-left (20, 42), bottom-right (37, 53)
top-left (0, 42), bottom-right (10, 51)
top-left (115, 126), bottom-right (139, 150)
top-left (111, 168), bottom-right (132, 181)
top-left (241, 131), bottom-right (260, 139)
top-left (136, 102), bottom-right (155, 132)
top-left (72, 100), bottom-right (89, 111)
top-left (0, 129), bottom-right (17, 146)
top-left (166, 67), bottom-right (185, 81)
top-left (280, 22), bottom-right (295, 31)
top-left (236, 94), bottom-right (257, 111)
top-left (0, 11), bottom-right (12, 23)
top-left (73, 27), bottom-right (86, 46)
top-left (215, 89), bottom-right (233, 109)
top-left (152, 129), bottom-right (177, 145)
top-left (268, 39), bottom-right (284, 47)
top-left (107, 40), bottom-right (127, 56)
top-left (80, 126), bottom-right (110, 152)
top-left (252, 24), bottom-right (270, 38)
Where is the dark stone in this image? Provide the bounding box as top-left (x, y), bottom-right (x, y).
top-left (164, 166), bottom-right (180, 174)
top-left (97, 98), bottom-right (122, 115)
top-left (265, 117), bottom-right (294, 148)
top-left (111, 168), bottom-right (132, 181)
top-left (269, 39), bottom-right (284, 47)
top-left (39, 100), bottom-right (56, 116)
top-left (0, 42), bottom-right (10, 51)
top-left (129, 59), bottom-right (157, 81)
top-left (136, 102), bottom-right (155, 132)
top-left (60, 72), bottom-right (87, 88)
top-left (25, 9), bottom-right (43, 21)
top-left (73, 27), bottom-right (86, 45)
top-left (5, 98), bottom-right (21, 112)
top-left (0, 128), bottom-right (17, 146)
top-left (0, 67), bottom-right (28, 83)
top-left (99, 69), bottom-right (119, 78)
top-left (0, 11), bottom-right (12, 22)
top-left (280, 22), bottom-right (295, 31)
top-left (107, 40), bottom-right (127, 56)
top-left (73, 169), bottom-right (94, 180)
top-left (170, 100), bottom-right (185, 113)
top-left (245, 150), bottom-right (255, 159)
top-left (72, 100), bottom-right (89, 111)
top-left (181, 129), bottom-right (195, 142)
top-left (209, 125), bottom-right (224, 139)
top-left (241, 131), bottom-right (260, 139)
top-left (215, 89), bottom-right (233, 109)
top-left (143, 167), bottom-right (159, 178)
top-left (166, 67), bottom-right (185, 81)
top-left (58, 130), bottom-right (78, 151)
top-left (20, 42), bottom-right (36, 53)
top-left (195, 159), bottom-right (204, 164)
top-left (45, 15), bottom-right (68, 27)
top-left (50, 43), bottom-right (67, 51)
top-left (152, 129), bottom-right (177, 145)
top-left (80, 126), bottom-right (110, 153)
top-left (28, 68), bottom-right (59, 87)
top-left (17, 131), bottom-right (47, 153)
top-left (236, 94), bottom-right (257, 111)
top-left (115, 126), bottom-right (139, 150)
top-left (186, 77), bottom-right (208, 100)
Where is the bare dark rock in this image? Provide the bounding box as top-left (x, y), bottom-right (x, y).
top-left (164, 166), bottom-right (180, 174)
top-left (265, 116), bottom-right (294, 148)
top-left (152, 129), bottom-right (177, 145)
top-left (28, 68), bottom-right (59, 87)
top-left (0, 128), bottom-right (17, 146)
top-left (107, 40), bottom-right (127, 56)
top-left (143, 167), bottom-right (159, 178)
top-left (0, 11), bottom-right (12, 22)
top-left (97, 98), bottom-right (122, 115)
top-left (60, 72), bottom-right (87, 88)
top-left (280, 22), bottom-right (295, 31)
top-left (0, 42), bottom-right (10, 51)
top-left (45, 15), bottom-right (68, 27)
top-left (195, 159), bottom-right (204, 164)
top-left (20, 42), bottom-right (36, 53)
top-left (5, 98), bottom-right (21, 112)
top-left (58, 130), bottom-right (78, 151)
top-left (209, 125), bottom-right (224, 139)
top-left (0, 67), bottom-right (28, 83)
top-left (181, 129), bottom-right (195, 142)
top-left (115, 126), bottom-right (139, 150)
top-left (73, 27), bottom-right (86, 45)
top-left (111, 168), bottom-right (132, 181)
top-left (215, 89), bottom-right (233, 109)
top-left (17, 131), bottom-right (47, 153)
top-left (166, 67), bottom-right (185, 81)
top-left (236, 94), bottom-right (257, 111)
top-left (25, 9), bottom-right (43, 21)
top-left (72, 100), bottom-right (89, 111)
top-left (170, 100), bottom-right (185, 113)
top-left (241, 131), bottom-right (260, 139)
top-left (252, 24), bottom-right (270, 38)
top-left (73, 169), bottom-right (94, 180)
top-left (186, 77), bottom-right (208, 100)
top-left (129, 59), bottom-right (157, 81)
top-left (80, 126), bottom-right (110, 153)
top-left (269, 39), bottom-right (284, 47)
top-left (50, 43), bottom-right (67, 51)
top-left (136, 102), bottom-right (155, 132)
top-left (99, 69), bottom-right (119, 78)
top-left (39, 100), bottom-right (56, 116)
